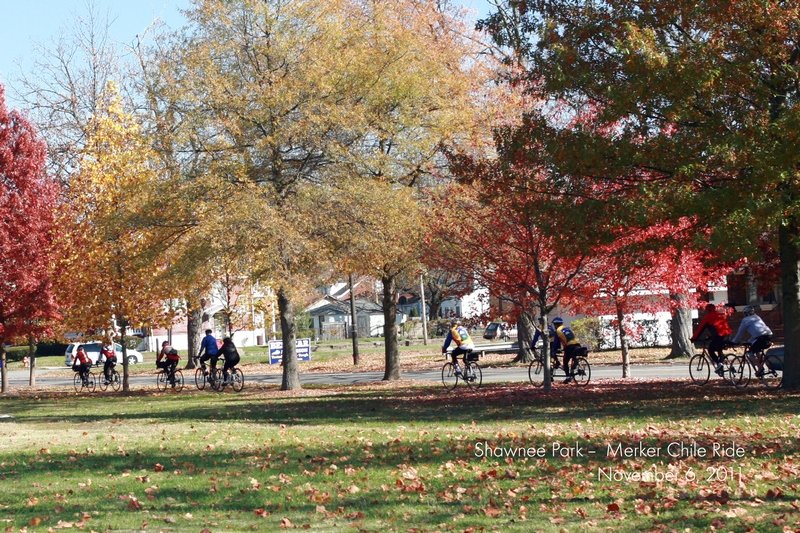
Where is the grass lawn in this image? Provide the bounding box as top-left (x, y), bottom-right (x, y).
top-left (1, 380), bottom-right (798, 531)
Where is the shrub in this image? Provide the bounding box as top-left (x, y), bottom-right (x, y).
top-left (570, 317), bottom-right (604, 351)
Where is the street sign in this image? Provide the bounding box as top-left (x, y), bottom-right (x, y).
top-left (268, 338), bottom-right (312, 364)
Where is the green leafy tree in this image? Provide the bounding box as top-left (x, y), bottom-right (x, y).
top-left (481, 0), bottom-right (800, 388)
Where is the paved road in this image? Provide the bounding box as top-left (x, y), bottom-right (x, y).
top-left (6, 362), bottom-right (696, 389)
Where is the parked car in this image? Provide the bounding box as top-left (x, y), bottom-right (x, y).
top-left (482, 322), bottom-right (518, 341)
top-left (64, 342), bottom-right (144, 366)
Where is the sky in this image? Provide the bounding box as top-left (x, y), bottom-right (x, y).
top-left (0, 0), bottom-right (494, 111)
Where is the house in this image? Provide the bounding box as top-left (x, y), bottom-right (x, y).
top-left (307, 296), bottom-right (388, 339)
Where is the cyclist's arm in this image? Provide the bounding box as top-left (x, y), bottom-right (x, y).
top-left (442, 332), bottom-right (453, 353)
top-left (731, 320), bottom-right (749, 345)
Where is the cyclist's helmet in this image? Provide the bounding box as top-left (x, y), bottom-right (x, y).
top-left (552, 317), bottom-right (564, 326)
top-left (743, 305), bottom-right (756, 316)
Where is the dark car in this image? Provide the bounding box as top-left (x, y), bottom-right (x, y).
top-left (483, 322), bottom-right (517, 341)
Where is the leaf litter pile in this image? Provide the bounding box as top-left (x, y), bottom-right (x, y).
top-left (0, 379), bottom-right (798, 531)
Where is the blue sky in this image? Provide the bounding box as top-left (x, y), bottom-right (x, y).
top-left (0, 0), bottom-right (493, 111)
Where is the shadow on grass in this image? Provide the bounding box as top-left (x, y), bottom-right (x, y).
top-left (2, 380), bottom-right (800, 429)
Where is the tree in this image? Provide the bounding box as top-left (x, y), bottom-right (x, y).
top-left (0, 86), bottom-right (61, 393)
top-left (420, 270), bottom-right (474, 321)
top-left (53, 83), bottom-right (176, 392)
top-left (564, 220), bottom-right (729, 377)
top-left (481, 1), bottom-right (800, 387)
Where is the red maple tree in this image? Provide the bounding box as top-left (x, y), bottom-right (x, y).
top-left (0, 85), bottom-right (61, 392)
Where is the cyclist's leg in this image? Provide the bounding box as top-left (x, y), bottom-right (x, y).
top-left (103, 358), bottom-right (112, 381)
top-left (451, 348), bottom-right (466, 373)
top-left (199, 353), bottom-right (210, 371)
top-left (709, 335), bottom-right (725, 365)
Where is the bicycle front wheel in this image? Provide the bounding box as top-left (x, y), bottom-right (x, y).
top-left (86, 372), bottom-right (96, 393)
top-left (689, 354), bottom-right (710, 385)
top-left (98, 373), bottom-right (109, 392)
top-left (728, 356), bottom-right (750, 388)
top-left (231, 368), bottom-right (244, 392)
top-left (573, 357), bottom-right (591, 386)
top-left (173, 370), bottom-right (184, 392)
top-left (156, 370), bottom-right (167, 392)
top-left (763, 354), bottom-right (783, 390)
top-left (110, 371), bottom-right (121, 392)
top-left (211, 368), bottom-right (224, 391)
top-left (528, 360), bottom-right (544, 387)
top-left (465, 362), bottom-right (482, 389)
top-left (73, 373), bottom-right (82, 392)
top-left (194, 368), bottom-right (206, 390)
top-left (441, 362), bottom-right (458, 390)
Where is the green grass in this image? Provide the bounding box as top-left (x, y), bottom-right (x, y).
top-left (1, 381), bottom-right (799, 531)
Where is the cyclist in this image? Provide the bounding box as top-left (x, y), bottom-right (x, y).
top-left (72, 345), bottom-right (91, 386)
top-left (100, 341), bottom-right (116, 385)
top-left (690, 303), bottom-right (732, 375)
top-left (442, 318), bottom-right (475, 376)
top-left (531, 319), bottom-right (562, 367)
top-left (731, 305), bottom-right (773, 376)
top-left (197, 329), bottom-right (220, 374)
top-left (219, 337), bottom-right (240, 384)
top-left (553, 317), bottom-right (583, 383)
top-left (156, 341), bottom-right (173, 371)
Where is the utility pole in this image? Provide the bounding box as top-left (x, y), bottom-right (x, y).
top-left (349, 274), bottom-right (360, 365)
top-left (419, 274), bottom-right (428, 345)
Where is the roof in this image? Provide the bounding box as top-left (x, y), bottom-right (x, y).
top-left (307, 298), bottom-right (383, 316)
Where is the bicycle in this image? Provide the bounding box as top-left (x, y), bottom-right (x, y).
top-left (727, 343), bottom-right (783, 390)
top-left (210, 367), bottom-right (244, 392)
top-left (98, 367), bottom-right (121, 392)
top-left (441, 351), bottom-right (482, 390)
top-left (688, 341), bottom-right (737, 385)
top-left (192, 356), bottom-right (212, 390)
top-left (73, 369), bottom-right (96, 393)
top-left (528, 348), bottom-right (591, 387)
top-left (156, 365), bottom-right (184, 392)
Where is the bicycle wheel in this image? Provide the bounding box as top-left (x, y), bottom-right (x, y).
top-left (573, 357), bottom-right (591, 386)
top-left (211, 368), bottom-right (225, 391)
top-left (689, 354), bottom-right (710, 385)
top-left (441, 362), bottom-right (458, 390)
top-left (194, 368), bottom-right (207, 390)
top-left (156, 370), bottom-right (168, 392)
top-left (86, 372), bottom-right (96, 392)
top-left (465, 362), bottom-right (482, 389)
top-left (172, 370), bottom-right (184, 392)
top-left (73, 373), bottom-right (82, 392)
top-left (231, 368), bottom-right (244, 392)
top-left (110, 370), bottom-right (121, 391)
top-left (763, 354), bottom-right (783, 390)
top-left (728, 356), bottom-right (750, 388)
top-left (528, 359), bottom-right (544, 387)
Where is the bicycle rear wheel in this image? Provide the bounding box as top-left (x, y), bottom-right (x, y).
top-left (211, 368), bottom-right (225, 391)
top-left (441, 362), bottom-right (458, 390)
top-left (528, 360), bottom-right (544, 387)
top-left (763, 354), bottom-right (783, 390)
top-left (231, 368), bottom-right (244, 392)
top-left (465, 362), bottom-right (482, 389)
top-left (194, 368), bottom-right (207, 390)
top-left (689, 354), bottom-right (710, 385)
top-left (728, 356), bottom-right (750, 388)
top-left (110, 370), bottom-right (121, 391)
top-left (573, 357), bottom-right (591, 386)
top-left (156, 370), bottom-right (167, 392)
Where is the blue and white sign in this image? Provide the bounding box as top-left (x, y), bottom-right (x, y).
top-left (268, 338), bottom-right (312, 364)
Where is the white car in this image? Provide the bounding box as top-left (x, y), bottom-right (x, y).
top-left (64, 342), bottom-right (144, 366)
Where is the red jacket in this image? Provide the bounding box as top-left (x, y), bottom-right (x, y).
top-left (74, 348), bottom-right (90, 365)
top-left (692, 309), bottom-right (732, 339)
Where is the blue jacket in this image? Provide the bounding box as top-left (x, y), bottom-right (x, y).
top-left (531, 325), bottom-right (561, 353)
top-left (200, 334), bottom-right (219, 356)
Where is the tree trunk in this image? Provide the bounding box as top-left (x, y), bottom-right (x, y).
top-left (780, 219), bottom-right (800, 389)
top-left (540, 309), bottom-right (551, 392)
top-left (667, 292), bottom-right (693, 359)
top-left (617, 306), bottom-right (630, 378)
top-left (28, 334), bottom-right (36, 387)
top-left (382, 274), bottom-right (401, 381)
top-left (278, 287), bottom-right (301, 390)
top-left (349, 274), bottom-right (360, 365)
top-left (0, 340), bottom-right (7, 394)
top-left (185, 299), bottom-right (203, 370)
top-left (120, 319), bottom-right (130, 393)
top-left (512, 310), bottom-right (535, 363)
